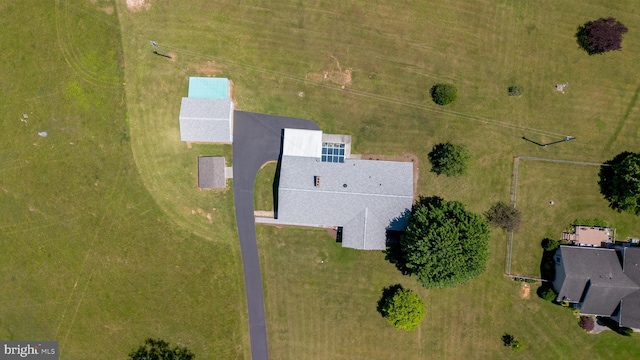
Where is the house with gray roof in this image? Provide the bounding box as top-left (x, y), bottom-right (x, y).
top-left (179, 77), bottom-right (234, 143)
top-left (553, 245), bottom-right (640, 330)
top-left (257, 128), bottom-right (414, 250)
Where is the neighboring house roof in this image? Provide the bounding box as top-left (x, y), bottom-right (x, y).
top-left (198, 156), bottom-right (226, 189)
top-left (554, 246), bottom-right (640, 328)
top-left (179, 98), bottom-right (234, 143)
top-left (188, 77), bottom-right (230, 99)
top-left (275, 154), bottom-right (413, 250)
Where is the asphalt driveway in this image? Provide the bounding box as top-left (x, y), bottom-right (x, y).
top-left (232, 111), bottom-right (319, 360)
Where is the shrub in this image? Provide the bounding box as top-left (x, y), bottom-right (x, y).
top-left (508, 86), bottom-right (523, 96)
top-left (542, 238), bottom-right (560, 252)
top-left (538, 286), bottom-right (557, 302)
top-left (573, 218), bottom-right (608, 227)
top-left (129, 338), bottom-right (195, 360)
top-left (427, 143), bottom-right (471, 177)
top-left (501, 334), bottom-right (514, 346)
top-left (485, 201), bottom-right (522, 232)
top-left (577, 17), bottom-right (628, 55)
top-left (579, 316), bottom-right (595, 332)
top-left (378, 285), bottom-right (426, 331)
top-left (430, 83), bottom-right (458, 105)
top-left (510, 339), bottom-right (524, 352)
top-left (502, 334), bottom-right (523, 352)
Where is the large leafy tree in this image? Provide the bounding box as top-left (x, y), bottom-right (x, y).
top-left (577, 17), bottom-right (628, 55)
top-left (598, 151), bottom-right (640, 214)
top-left (129, 338), bottom-right (195, 360)
top-left (427, 142), bottom-right (471, 177)
top-left (377, 285), bottom-right (426, 331)
top-left (400, 196), bottom-right (490, 288)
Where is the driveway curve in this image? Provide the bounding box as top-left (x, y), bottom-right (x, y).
top-left (232, 111), bottom-right (319, 360)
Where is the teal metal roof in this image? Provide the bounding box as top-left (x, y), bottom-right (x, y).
top-left (188, 77), bottom-right (229, 99)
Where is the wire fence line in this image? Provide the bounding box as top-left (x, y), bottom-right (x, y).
top-left (505, 156), bottom-right (610, 277)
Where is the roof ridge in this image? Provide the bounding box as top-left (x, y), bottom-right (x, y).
top-left (279, 187), bottom-right (413, 199)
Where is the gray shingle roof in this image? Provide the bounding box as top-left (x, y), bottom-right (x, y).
top-left (620, 290), bottom-right (640, 329)
top-left (554, 246), bottom-right (640, 318)
top-left (275, 155), bottom-right (413, 250)
top-left (179, 98), bottom-right (233, 143)
top-left (198, 157), bottom-right (226, 189)
top-left (620, 248), bottom-right (640, 328)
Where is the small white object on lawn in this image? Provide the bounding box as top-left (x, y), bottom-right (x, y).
top-left (38, 132), bottom-right (47, 137)
top-left (549, 200), bottom-right (554, 205)
top-left (23, 113), bottom-right (29, 119)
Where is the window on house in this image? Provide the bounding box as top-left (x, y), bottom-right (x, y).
top-left (321, 142), bottom-right (345, 163)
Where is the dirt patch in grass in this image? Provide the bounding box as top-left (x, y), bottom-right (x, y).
top-left (360, 153), bottom-right (420, 200)
top-left (100, 6), bottom-right (114, 15)
top-left (193, 61), bottom-right (225, 76)
top-left (307, 55), bottom-right (353, 86)
top-left (126, 0), bottom-right (150, 12)
top-left (520, 282), bottom-right (530, 299)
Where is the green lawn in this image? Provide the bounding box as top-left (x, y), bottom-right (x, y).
top-left (254, 162), bottom-right (277, 212)
top-left (257, 226), bottom-right (640, 359)
top-left (0, 1), bottom-right (247, 358)
top-left (511, 159), bottom-right (640, 277)
top-left (4, 0), bottom-right (640, 358)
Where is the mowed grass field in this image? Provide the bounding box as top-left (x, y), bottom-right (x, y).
top-left (68, 0), bottom-right (640, 358)
top-left (511, 159), bottom-right (640, 277)
top-left (0, 1), bottom-right (247, 359)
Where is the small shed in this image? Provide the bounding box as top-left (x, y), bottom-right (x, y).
top-left (198, 156), bottom-right (226, 189)
top-left (179, 77), bottom-right (234, 143)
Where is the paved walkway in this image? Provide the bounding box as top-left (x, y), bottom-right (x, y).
top-left (232, 111), bottom-right (319, 360)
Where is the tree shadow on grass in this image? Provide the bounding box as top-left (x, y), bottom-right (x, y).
top-left (384, 238), bottom-right (410, 276)
top-left (376, 284), bottom-right (403, 317)
top-left (539, 238), bottom-right (557, 282)
top-left (537, 238), bottom-right (559, 300)
top-left (575, 25), bottom-right (597, 55)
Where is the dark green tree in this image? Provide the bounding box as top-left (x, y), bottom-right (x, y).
top-left (377, 285), bottom-right (426, 331)
top-left (502, 334), bottom-right (514, 346)
top-left (485, 201), bottom-right (522, 232)
top-left (430, 83), bottom-right (458, 105)
top-left (399, 196), bottom-right (490, 289)
top-left (541, 238), bottom-right (560, 252)
top-left (598, 152), bottom-right (640, 214)
top-left (428, 143), bottom-right (471, 177)
top-left (538, 286), bottom-right (557, 302)
top-left (129, 338), bottom-right (195, 360)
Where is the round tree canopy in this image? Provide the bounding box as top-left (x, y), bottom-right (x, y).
top-left (430, 83), bottom-right (458, 105)
top-left (598, 151), bottom-right (640, 214)
top-left (400, 196), bottom-right (490, 289)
